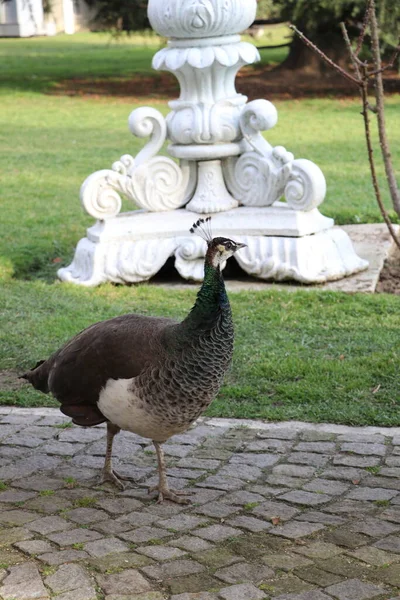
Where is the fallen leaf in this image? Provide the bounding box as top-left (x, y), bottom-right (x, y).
top-left (372, 384), bottom-right (381, 394)
top-left (352, 479), bottom-right (360, 485)
top-left (271, 517), bottom-right (281, 526)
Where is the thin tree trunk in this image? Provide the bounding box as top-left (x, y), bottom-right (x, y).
top-left (369, 1), bottom-right (400, 217)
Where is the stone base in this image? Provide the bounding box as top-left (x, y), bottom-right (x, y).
top-left (58, 206), bottom-right (368, 286)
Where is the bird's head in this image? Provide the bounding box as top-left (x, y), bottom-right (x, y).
top-left (206, 237), bottom-right (247, 268)
top-left (190, 218), bottom-right (246, 268)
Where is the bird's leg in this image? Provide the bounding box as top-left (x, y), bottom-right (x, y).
top-left (99, 423), bottom-right (136, 490)
top-left (149, 441), bottom-right (191, 505)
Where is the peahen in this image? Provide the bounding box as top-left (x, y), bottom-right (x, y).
top-left (21, 219), bottom-right (246, 504)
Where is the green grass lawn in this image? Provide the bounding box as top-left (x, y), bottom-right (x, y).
top-left (0, 33), bottom-right (399, 426)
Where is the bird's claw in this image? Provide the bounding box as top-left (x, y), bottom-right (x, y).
top-left (148, 485), bottom-right (192, 505)
top-left (99, 469), bottom-right (135, 490)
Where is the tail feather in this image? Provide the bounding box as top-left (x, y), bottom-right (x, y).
top-left (20, 360), bottom-right (50, 394)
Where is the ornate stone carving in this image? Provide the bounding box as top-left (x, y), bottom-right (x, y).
top-left (148, 0), bottom-right (257, 40)
top-left (60, 0), bottom-right (368, 286)
top-left (80, 108), bottom-right (196, 217)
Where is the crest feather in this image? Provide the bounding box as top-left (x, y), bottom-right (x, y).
top-left (190, 216), bottom-right (213, 242)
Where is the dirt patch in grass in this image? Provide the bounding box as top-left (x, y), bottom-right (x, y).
top-left (48, 66), bottom-right (400, 101)
top-left (0, 370), bottom-right (25, 392)
top-left (377, 249), bottom-right (400, 295)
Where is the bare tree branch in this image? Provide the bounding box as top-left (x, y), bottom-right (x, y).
top-left (369, 0), bottom-right (400, 216)
top-left (289, 25), bottom-right (361, 86)
top-left (355, 0), bottom-right (373, 55)
top-left (340, 22), bottom-right (362, 78)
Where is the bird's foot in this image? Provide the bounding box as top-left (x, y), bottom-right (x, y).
top-left (99, 469), bottom-right (135, 491)
top-left (149, 484), bottom-right (192, 505)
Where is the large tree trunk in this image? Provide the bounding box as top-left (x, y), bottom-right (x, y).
top-left (281, 30), bottom-right (349, 74)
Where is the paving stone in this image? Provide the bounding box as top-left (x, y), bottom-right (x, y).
top-left (252, 500), bottom-right (300, 521)
top-left (142, 559), bottom-right (205, 581)
top-left (195, 502), bottom-right (239, 518)
top-left (374, 535), bottom-right (400, 553)
top-left (45, 563), bottom-right (92, 593)
top-left (47, 528), bottom-right (103, 546)
top-left (119, 526), bottom-right (172, 544)
top-left (162, 444), bottom-right (192, 458)
top-left (287, 452), bottom-right (330, 467)
top-left (58, 427), bottom-right (105, 443)
top-left (143, 475), bottom-right (189, 491)
top-left (294, 442), bottom-right (336, 453)
top-left (116, 511), bottom-right (158, 528)
top-left (84, 536), bottom-right (130, 557)
top-left (333, 455), bottom-right (381, 468)
top-left (223, 490), bottom-right (266, 506)
top-left (370, 563), bottom-right (400, 586)
top-left (13, 474), bottom-right (64, 491)
top-left (93, 519), bottom-right (133, 535)
top-left (215, 561), bottom-right (273, 584)
top-left (0, 547), bottom-right (25, 566)
top-left (65, 507), bottom-right (109, 524)
top-left (27, 425), bottom-right (58, 439)
top-left (382, 509), bottom-right (400, 523)
top-left (42, 441), bottom-right (86, 455)
top-left (193, 524), bottom-right (243, 542)
top-left (171, 594), bottom-right (217, 600)
top-left (278, 490), bottom-right (332, 506)
top-left (136, 545), bottom-right (187, 560)
top-left (177, 488), bottom-right (224, 506)
top-left (227, 515), bottom-right (272, 532)
top-left (0, 526), bottom-right (34, 545)
top-left (219, 464), bottom-right (262, 481)
top-left (105, 594), bottom-right (164, 600)
top-left (14, 539), bottom-right (53, 555)
top-left (168, 468), bottom-right (208, 480)
top-left (323, 529), bottom-right (370, 549)
top-left (265, 574), bottom-right (315, 596)
top-left (293, 541), bottom-right (345, 559)
top-left (295, 510), bottom-right (346, 525)
top-left (194, 547), bottom-right (242, 569)
top-left (158, 514), bottom-right (207, 532)
top-left (54, 587), bottom-right (97, 600)
top-left (347, 546), bottom-right (400, 566)
top-left (168, 572), bottom-right (221, 595)
top-left (247, 439), bottom-right (292, 453)
top-left (347, 487), bottom-right (398, 501)
top-left (266, 475), bottom-right (309, 488)
top-left (0, 561), bottom-right (49, 599)
top-left (350, 517), bottom-right (400, 537)
top-left (362, 476), bottom-right (400, 491)
top-left (380, 467), bottom-right (400, 478)
top-left (95, 496), bottom-right (143, 514)
top-left (229, 453), bottom-right (280, 468)
top-left (24, 494), bottom-right (72, 514)
top-left (38, 549), bottom-right (90, 564)
top-left (325, 578), bottom-right (383, 600)
top-left (262, 553), bottom-right (313, 571)
top-left (218, 583), bottom-right (266, 600)
top-left (340, 443), bottom-right (387, 457)
top-left (6, 434), bottom-right (45, 447)
top-left (270, 521), bottom-right (325, 539)
top-left (337, 434), bottom-right (386, 444)
top-left (97, 569), bottom-right (153, 595)
top-left (26, 515), bottom-right (72, 534)
top-left (303, 479), bottom-right (350, 496)
top-left (275, 592), bottom-right (332, 600)
top-left (324, 500), bottom-right (377, 516)
top-left (176, 458), bottom-right (222, 470)
top-left (170, 536), bottom-right (214, 552)
top-left (315, 557), bottom-right (371, 579)
top-left (0, 509), bottom-right (39, 525)
top-left (0, 489), bottom-right (37, 503)
top-left (88, 551), bottom-right (151, 572)
top-left (248, 484), bottom-right (288, 497)
top-left (1, 414), bottom-right (41, 425)
top-left (196, 475), bottom-right (245, 491)
top-left (322, 467), bottom-right (366, 482)
top-left (386, 456), bottom-right (400, 467)
top-left (255, 428), bottom-right (298, 440)
top-left (273, 464), bottom-right (316, 478)
top-left (294, 565), bottom-right (344, 587)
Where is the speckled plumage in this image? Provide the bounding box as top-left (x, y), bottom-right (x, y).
top-left (21, 233), bottom-right (244, 501)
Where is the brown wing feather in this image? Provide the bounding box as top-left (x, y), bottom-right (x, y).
top-left (23, 313), bottom-right (177, 426)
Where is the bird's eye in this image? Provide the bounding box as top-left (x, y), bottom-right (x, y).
top-left (225, 242), bottom-right (233, 250)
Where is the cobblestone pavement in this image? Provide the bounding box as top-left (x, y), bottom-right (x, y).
top-left (0, 409), bottom-right (400, 600)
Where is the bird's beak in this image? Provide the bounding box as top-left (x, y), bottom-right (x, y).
top-left (235, 243), bottom-right (247, 251)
